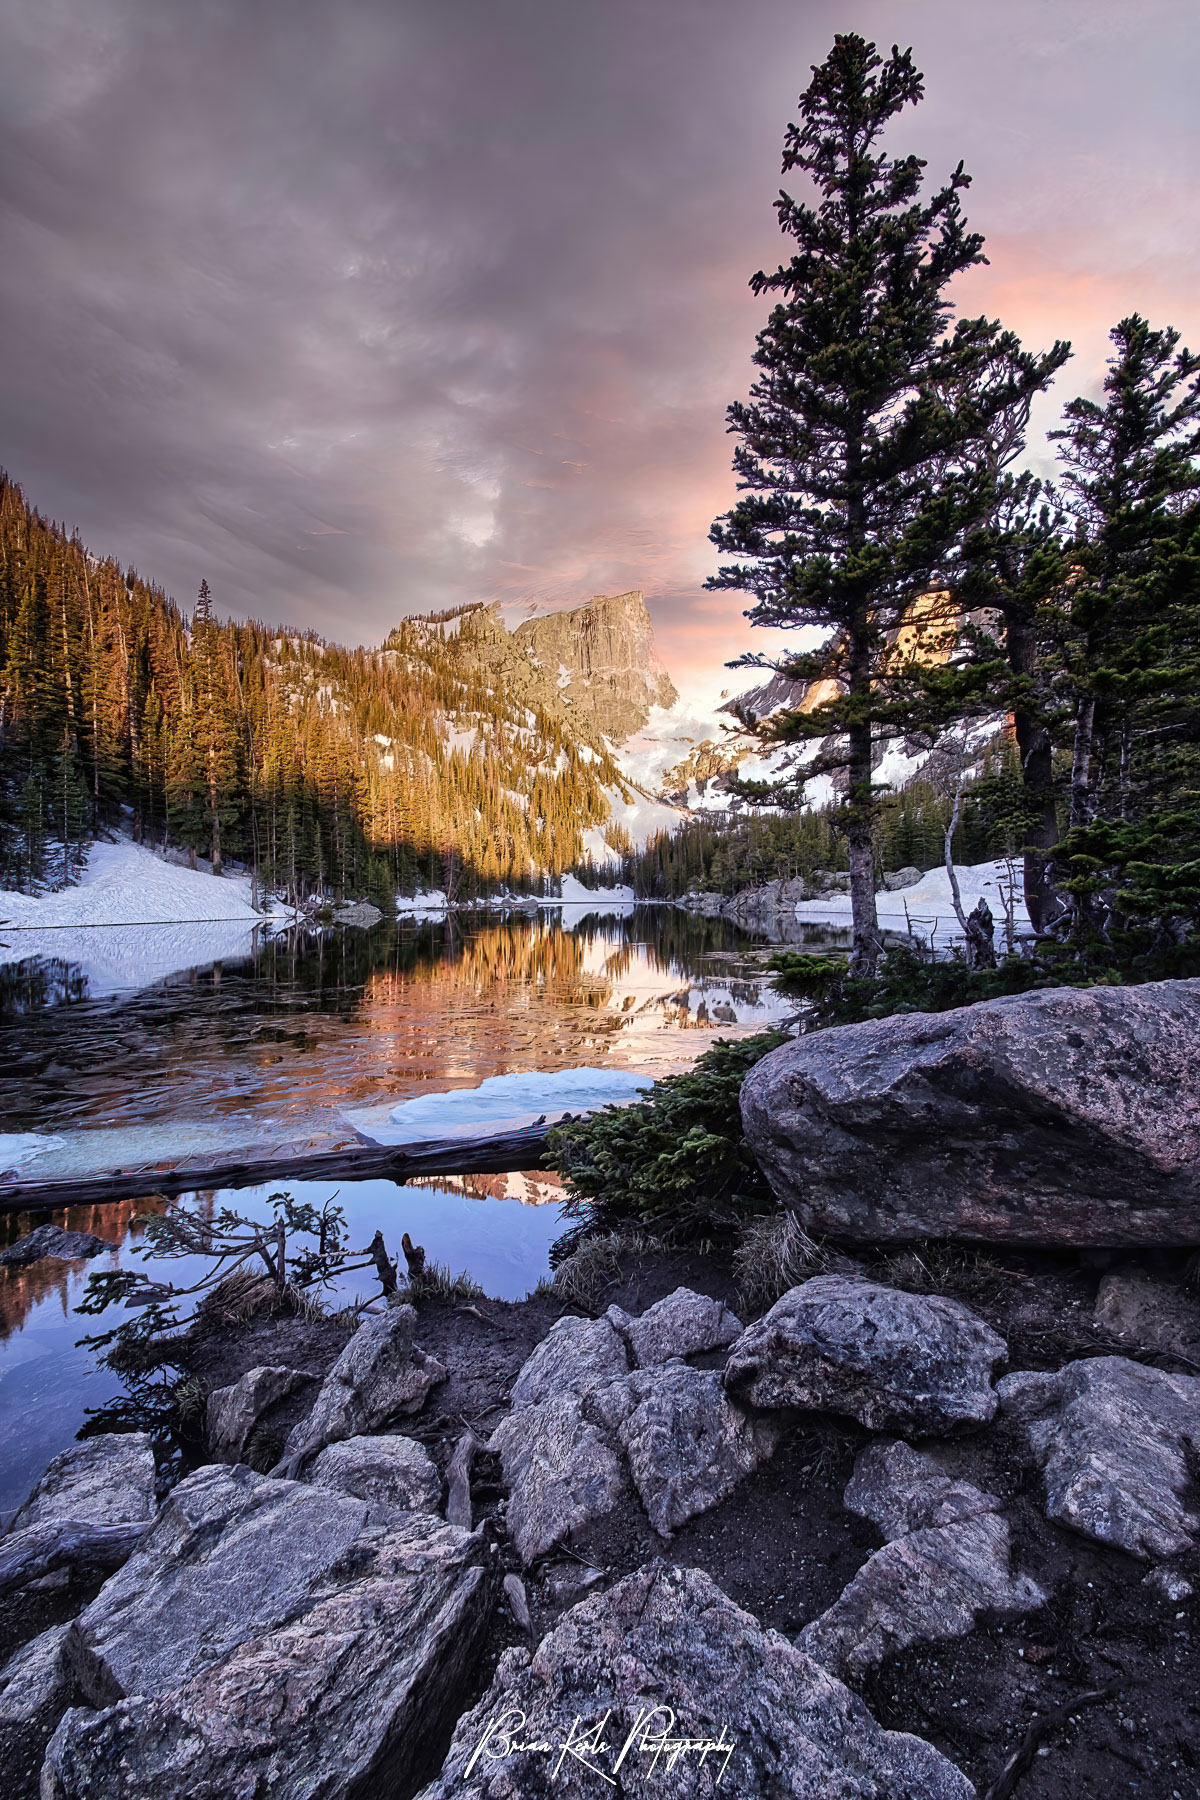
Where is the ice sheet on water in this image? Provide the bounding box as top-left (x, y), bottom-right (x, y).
top-left (0, 1133), bottom-right (66, 1173)
top-left (346, 1067), bottom-right (653, 1148)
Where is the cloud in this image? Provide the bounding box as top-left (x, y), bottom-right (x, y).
top-left (0, 0), bottom-right (1197, 697)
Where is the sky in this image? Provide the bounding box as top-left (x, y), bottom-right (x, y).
top-left (1, 0), bottom-right (1198, 709)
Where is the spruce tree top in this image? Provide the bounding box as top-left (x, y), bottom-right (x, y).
top-left (709, 34), bottom-right (1070, 710)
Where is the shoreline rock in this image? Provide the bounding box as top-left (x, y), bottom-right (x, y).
top-left (740, 977), bottom-right (1200, 1245)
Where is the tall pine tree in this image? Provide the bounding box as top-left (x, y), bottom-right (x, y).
top-left (708, 34), bottom-right (1069, 968)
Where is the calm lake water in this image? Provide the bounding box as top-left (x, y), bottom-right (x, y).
top-left (0, 905), bottom-right (788, 1519)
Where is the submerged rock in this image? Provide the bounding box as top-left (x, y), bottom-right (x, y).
top-left (606, 1287), bottom-right (743, 1368)
top-left (724, 1276), bottom-right (1006, 1434)
top-left (205, 1365), bottom-right (311, 1464)
top-left (309, 1433), bottom-right (441, 1512)
top-left (0, 1225), bottom-right (116, 1266)
top-left (9, 1434), bottom-right (156, 1534)
top-left (413, 1562), bottom-right (974, 1798)
top-left (998, 1355), bottom-right (1200, 1558)
top-left (43, 1462), bottom-right (491, 1800)
top-left (277, 1302), bottom-right (445, 1474)
top-left (739, 978), bottom-right (1200, 1245)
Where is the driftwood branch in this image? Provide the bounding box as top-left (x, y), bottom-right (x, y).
top-left (0, 1518), bottom-right (151, 1595)
top-left (0, 1121), bottom-right (559, 1216)
top-left (983, 1683), bottom-right (1119, 1800)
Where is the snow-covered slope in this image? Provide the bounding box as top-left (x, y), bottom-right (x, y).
top-left (0, 839), bottom-right (280, 929)
top-left (0, 839), bottom-right (293, 995)
top-left (794, 859), bottom-right (1030, 939)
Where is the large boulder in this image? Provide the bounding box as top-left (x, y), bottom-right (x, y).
top-left (740, 978), bottom-right (1200, 1245)
top-left (8, 1434), bottom-right (156, 1533)
top-left (997, 1355), bottom-right (1200, 1558)
top-left (42, 1462), bottom-right (491, 1800)
top-left (205, 1365), bottom-right (311, 1463)
top-left (723, 1277), bottom-right (1006, 1434)
top-left (277, 1302), bottom-right (445, 1474)
top-left (413, 1563), bottom-right (973, 1798)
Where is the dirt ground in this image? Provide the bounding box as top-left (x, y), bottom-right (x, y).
top-left (4, 1239), bottom-right (1199, 1799)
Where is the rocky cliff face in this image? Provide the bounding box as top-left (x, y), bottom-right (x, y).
top-left (513, 590), bottom-right (677, 743)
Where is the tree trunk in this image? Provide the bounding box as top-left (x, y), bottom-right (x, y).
top-left (1004, 609), bottom-right (1060, 933)
top-left (1069, 693), bottom-right (1096, 829)
top-left (846, 684), bottom-right (880, 973)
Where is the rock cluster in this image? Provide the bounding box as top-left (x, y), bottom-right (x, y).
top-left (491, 1287), bottom-right (769, 1561)
top-left (275, 1301), bottom-right (446, 1475)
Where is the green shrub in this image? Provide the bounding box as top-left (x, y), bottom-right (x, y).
top-left (548, 1030), bottom-right (787, 1241)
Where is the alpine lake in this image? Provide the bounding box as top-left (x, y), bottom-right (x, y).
top-left (0, 903), bottom-right (844, 1521)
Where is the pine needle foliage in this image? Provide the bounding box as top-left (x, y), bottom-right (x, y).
top-left (548, 1030), bottom-right (788, 1240)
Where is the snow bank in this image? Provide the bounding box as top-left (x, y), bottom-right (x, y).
top-left (394, 889), bottom-right (449, 918)
top-left (0, 920), bottom-right (269, 997)
top-left (0, 838), bottom-right (281, 929)
top-left (546, 874), bottom-right (636, 910)
top-left (346, 1066), bottom-right (653, 1148)
top-left (793, 859), bottom-right (1029, 938)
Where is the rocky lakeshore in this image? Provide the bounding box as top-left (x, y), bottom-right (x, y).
top-left (3, 1240), bottom-right (1199, 1797)
top-left (3, 979), bottom-right (1200, 1798)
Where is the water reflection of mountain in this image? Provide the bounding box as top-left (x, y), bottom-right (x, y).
top-left (0, 909), bottom-right (784, 1137)
top-left (405, 1169), bottom-right (567, 1206)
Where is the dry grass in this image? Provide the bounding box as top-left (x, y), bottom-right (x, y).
top-left (408, 1262), bottom-right (485, 1303)
top-left (873, 1243), bottom-right (1009, 1305)
top-left (195, 1267), bottom-right (279, 1327)
top-left (550, 1230), bottom-right (664, 1313)
top-left (733, 1211), bottom-right (829, 1315)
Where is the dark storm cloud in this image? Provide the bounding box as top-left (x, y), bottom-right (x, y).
top-left (1, 0), bottom-right (1197, 689)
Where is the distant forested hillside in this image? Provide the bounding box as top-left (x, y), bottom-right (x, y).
top-left (0, 472), bottom-right (637, 902)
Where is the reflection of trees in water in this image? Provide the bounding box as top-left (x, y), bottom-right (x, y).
top-left (0, 957), bottom-right (90, 1015)
top-left (0, 1195), bottom-right (171, 1342)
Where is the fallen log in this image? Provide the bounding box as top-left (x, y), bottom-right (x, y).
top-left (0, 1122), bottom-right (558, 1214)
top-left (0, 1518), bottom-right (151, 1595)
